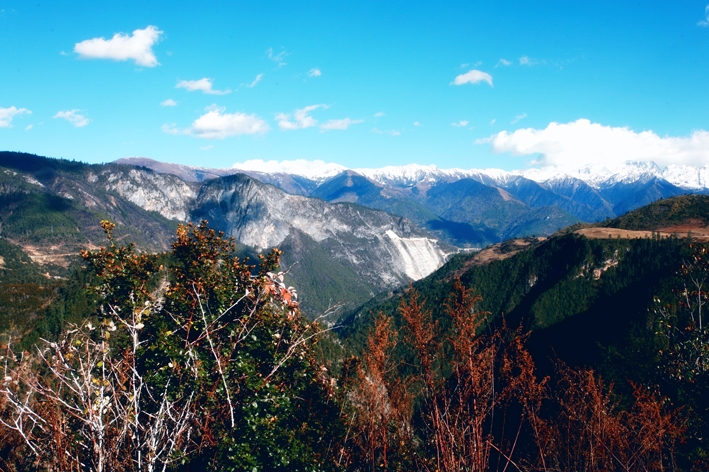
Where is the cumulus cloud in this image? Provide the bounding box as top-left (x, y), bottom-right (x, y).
top-left (0, 106), bottom-right (31, 127)
top-left (371, 128), bottom-right (400, 136)
top-left (699, 5), bottom-right (709, 26)
top-left (74, 25), bottom-right (162, 67)
top-left (451, 70), bottom-right (493, 86)
top-left (320, 118), bottom-right (363, 132)
top-left (276, 104), bottom-right (328, 130)
top-left (511, 113), bottom-right (527, 124)
top-left (161, 99), bottom-right (177, 107)
top-left (245, 73), bottom-right (263, 88)
top-left (496, 58), bottom-right (512, 67)
top-left (308, 68), bottom-right (321, 77)
top-left (232, 159), bottom-right (347, 179)
top-left (176, 78), bottom-right (231, 95)
top-left (451, 120), bottom-right (469, 127)
top-left (475, 119), bottom-right (709, 169)
top-left (162, 105), bottom-right (269, 139)
top-left (53, 110), bottom-right (90, 127)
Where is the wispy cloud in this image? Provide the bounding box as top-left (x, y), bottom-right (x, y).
top-left (374, 112), bottom-right (385, 118)
top-left (511, 113), bottom-right (527, 124)
top-left (74, 25), bottom-right (162, 67)
top-left (475, 119), bottom-right (709, 168)
top-left (161, 99), bottom-right (177, 107)
top-left (308, 68), bottom-right (321, 77)
top-left (0, 106), bottom-right (31, 127)
top-left (266, 47), bottom-right (289, 67)
top-left (699, 4), bottom-right (709, 26)
top-left (451, 120), bottom-right (469, 127)
top-left (451, 70), bottom-right (493, 86)
top-left (371, 128), bottom-right (400, 136)
top-left (200, 144), bottom-right (214, 151)
top-left (176, 78), bottom-right (231, 95)
top-left (413, 121), bottom-right (422, 126)
top-left (276, 104), bottom-right (328, 130)
top-left (320, 118), bottom-right (363, 132)
top-left (495, 58), bottom-right (512, 68)
top-left (519, 56), bottom-right (542, 66)
top-left (53, 110), bottom-right (90, 127)
top-left (490, 119), bottom-right (496, 125)
top-left (162, 105), bottom-right (269, 139)
top-left (25, 124), bottom-right (32, 130)
top-left (244, 73), bottom-right (263, 88)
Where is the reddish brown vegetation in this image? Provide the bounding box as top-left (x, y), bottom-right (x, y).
top-left (343, 278), bottom-right (685, 472)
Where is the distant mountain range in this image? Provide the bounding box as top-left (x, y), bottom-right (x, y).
top-left (3, 151), bottom-right (706, 320)
top-left (117, 157), bottom-right (706, 246)
top-left (0, 152), bottom-right (453, 318)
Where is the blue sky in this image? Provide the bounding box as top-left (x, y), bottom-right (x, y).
top-left (1, 1), bottom-right (709, 172)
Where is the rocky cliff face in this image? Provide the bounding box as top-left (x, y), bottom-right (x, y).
top-left (192, 174), bottom-right (453, 291)
top-left (98, 168), bottom-right (197, 221)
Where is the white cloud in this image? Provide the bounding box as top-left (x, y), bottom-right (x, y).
top-left (374, 112), bottom-right (385, 118)
top-left (161, 99), bottom-right (177, 107)
top-left (74, 25), bottom-right (162, 67)
top-left (320, 118), bottom-right (363, 132)
top-left (490, 119), bottom-right (496, 125)
top-left (475, 119), bottom-right (709, 169)
top-left (232, 159), bottom-right (347, 179)
top-left (176, 78), bottom-right (231, 95)
top-left (413, 121), bottom-right (422, 126)
top-left (496, 58), bottom-right (512, 67)
top-left (245, 73), bottom-right (263, 88)
top-left (25, 124), bottom-right (32, 131)
top-left (308, 68), bottom-right (321, 77)
top-left (451, 70), bottom-right (493, 86)
top-left (53, 110), bottom-right (90, 127)
top-left (200, 145), bottom-right (214, 151)
top-left (511, 113), bottom-right (527, 124)
top-left (276, 104), bottom-right (328, 130)
top-left (266, 47), bottom-right (288, 66)
top-left (162, 105), bottom-right (269, 139)
top-left (451, 120), bottom-right (469, 127)
top-left (519, 56), bottom-right (542, 66)
top-left (371, 128), bottom-right (401, 136)
top-left (0, 106), bottom-right (31, 127)
top-left (699, 5), bottom-right (709, 26)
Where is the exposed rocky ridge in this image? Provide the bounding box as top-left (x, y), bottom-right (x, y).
top-left (0, 152), bottom-right (181, 269)
top-left (0, 152), bottom-right (457, 317)
top-left (192, 173), bottom-right (454, 292)
top-left (115, 157), bottom-right (317, 195)
top-left (117, 158), bottom-right (700, 247)
top-left (98, 168), bottom-right (198, 221)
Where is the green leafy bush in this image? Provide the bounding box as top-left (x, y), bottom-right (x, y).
top-left (1, 221), bottom-right (342, 471)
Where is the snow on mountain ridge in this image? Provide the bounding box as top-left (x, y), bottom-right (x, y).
top-left (119, 157), bottom-right (709, 191)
